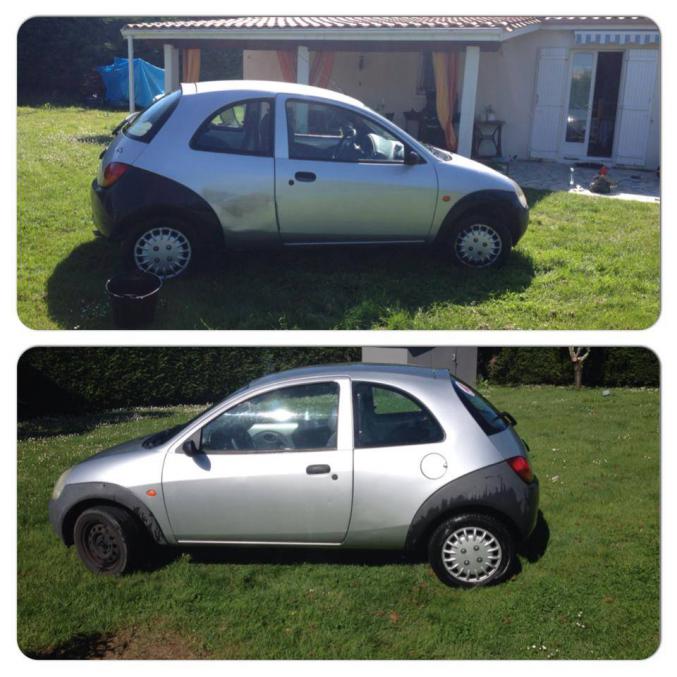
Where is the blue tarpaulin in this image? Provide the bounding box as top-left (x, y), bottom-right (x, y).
top-left (97, 57), bottom-right (164, 108)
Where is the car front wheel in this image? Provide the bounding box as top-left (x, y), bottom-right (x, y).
top-left (448, 214), bottom-right (512, 268)
top-left (123, 219), bottom-right (196, 279)
top-left (73, 505), bottom-right (143, 575)
top-left (428, 513), bottom-right (515, 588)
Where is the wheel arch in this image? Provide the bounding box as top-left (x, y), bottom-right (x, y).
top-left (404, 461), bottom-right (538, 555)
top-left (107, 166), bottom-right (226, 249)
top-left (117, 204), bottom-right (225, 250)
top-left (407, 503), bottom-right (521, 557)
top-left (435, 189), bottom-right (522, 245)
top-left (53, 482), bottom-right (169, 547)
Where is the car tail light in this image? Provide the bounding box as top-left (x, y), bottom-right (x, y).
top-left (100, 162), bottom-right (130, 188)
top-left (507, 456), bottom-right (534, 483)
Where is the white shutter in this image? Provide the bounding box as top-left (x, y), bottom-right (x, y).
top-left (614, 49), bottom-right (658, 166)
top-left (530, 48), bottom-right (569, 159)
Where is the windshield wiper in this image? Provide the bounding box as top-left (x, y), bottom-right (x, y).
top-left (142, 424), bottom-right (184, 448)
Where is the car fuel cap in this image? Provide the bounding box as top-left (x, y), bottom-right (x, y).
top-left (420, 453), bottom-right (448, 480)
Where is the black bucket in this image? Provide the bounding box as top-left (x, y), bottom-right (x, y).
top-left (106, 271), bottom-right (162, 329)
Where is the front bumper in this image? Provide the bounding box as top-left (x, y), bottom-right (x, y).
top-left (48, 496), bottom-right (66, 542)
top-left (512, 201), bottom-right (529, 245)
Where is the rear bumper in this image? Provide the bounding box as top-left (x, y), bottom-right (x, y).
top-left (90, 179), bottom-right (119, 239)
top-left (522, 475), bottom-right (540, 539)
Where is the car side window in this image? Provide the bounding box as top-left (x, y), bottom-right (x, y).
top-left (286, 99), bottom-right (405, 163)
top-left (191, 99), bottom-right (273, 156)
top-left (200, 382), bottom-right (339, 453)
top-left (353, 382), bottom-right (444, 448)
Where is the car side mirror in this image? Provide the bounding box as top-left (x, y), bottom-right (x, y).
top-left (404, 148), bottom-right (421, 165)
top-left (182, 439), bottom-right (201, 456)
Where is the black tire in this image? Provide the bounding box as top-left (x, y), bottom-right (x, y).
top-left (122, 217), bottom-right (199, 280)
top-left (446, 213), bottom-right (512, 269)
top-left (73, 505), bottom-right (144, 575)
top-left (428, 513), bottom-right (515, 588)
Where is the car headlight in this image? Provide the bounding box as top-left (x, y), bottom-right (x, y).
top-left (514, 182), bottom-right (528, 209)
top-left (51, 469), bottom-right (71, 500)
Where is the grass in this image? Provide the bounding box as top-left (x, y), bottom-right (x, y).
top-left (17, 105), bottom-right (660, 329)
top-left (17, 386), bottom-right (659, 659)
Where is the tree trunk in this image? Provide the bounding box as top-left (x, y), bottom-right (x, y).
top-left (574, 363), bottom-right (583, 389)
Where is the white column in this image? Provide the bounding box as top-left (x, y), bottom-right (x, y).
top-left (297, 45), bottom-right (310, 84)
top-left (127, 36), bottom-right (135, 112)
top-left (457, 45), bottom-right (480, 157)
top-left (163, 44), bottom-right (180, 92)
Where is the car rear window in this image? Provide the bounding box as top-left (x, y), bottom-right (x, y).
top-left (451, 377), bottom-right (508, 436)
top-left (124, 89), bottom-right (181, 142)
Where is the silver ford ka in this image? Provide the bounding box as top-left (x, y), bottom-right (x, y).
top-left (49, 364), bottom-right (539, 588)
top-left (91, 81), bottom-right (529, 279)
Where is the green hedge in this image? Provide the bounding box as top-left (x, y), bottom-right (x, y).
top-left (19, 347), bottom-right (658, 419)
top-left (18, 348), bottom-right (360, 419)
top-left (18, 17), bottom-right (242, 105)
top-left (479, 348), bottom-right (659, 388)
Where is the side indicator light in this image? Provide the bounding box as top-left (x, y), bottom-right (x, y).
top-left (442, 195), bottom-right (451, 202)
top-left (146, 489), bottom-right (157, 497)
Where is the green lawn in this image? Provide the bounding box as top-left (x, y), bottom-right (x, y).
top-left (17, 386), bottom-right (660, 659)
top-left (18, 105), bottom-right (659, 329)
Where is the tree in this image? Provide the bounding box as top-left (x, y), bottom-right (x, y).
top-left (568, 347), bottom-right (591, 389)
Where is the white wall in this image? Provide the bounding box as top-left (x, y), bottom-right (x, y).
top-left (244, 49), bottom-right (428, 127)
top-left (476, 29), bottom-right (660, 168)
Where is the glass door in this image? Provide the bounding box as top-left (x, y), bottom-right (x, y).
top-left (560, 51), bottom-right (596, 158)
top-left (560, 51), bottom-right (624, 160)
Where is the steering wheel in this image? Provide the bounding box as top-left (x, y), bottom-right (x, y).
top-left (251, 430), bottom-right (287, 450)
top-left (332, 123), bottom-right (366, 161)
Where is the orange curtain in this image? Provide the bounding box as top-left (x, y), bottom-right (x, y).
top-left (276, 50), bottom-right (297, 82)
top-left (432, 51), bottom-right (459, 151)
top-left (182, 48), bottom-right (201, 83)
top-left (310, 52), bottom-right (335, 88)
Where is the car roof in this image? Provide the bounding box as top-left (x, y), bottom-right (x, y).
top-left (248, 363), bottom-right (450, 389)
top-left (185, 79), bottom-right (365, 108)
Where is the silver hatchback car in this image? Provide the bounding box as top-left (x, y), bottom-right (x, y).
top-left (91, 81), bottom-right (529, 278)
top-left (49, 364), bottom-right (539, 588)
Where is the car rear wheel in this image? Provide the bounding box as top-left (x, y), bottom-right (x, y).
top-left (428, 513), bottom-right (514, 588)
top-left (73, 505), bottom-right (143, 575)
top-left (123, 219), bottom-right (197, 279)
top-left (447, 214), bottom-right (512, 268)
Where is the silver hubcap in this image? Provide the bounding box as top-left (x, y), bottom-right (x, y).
top-left (455, 224), bottom-right (502, 267)
top-left (442, 526), bottom-right (503, 582)
top-left (134, 227), bottom-right (191, 279)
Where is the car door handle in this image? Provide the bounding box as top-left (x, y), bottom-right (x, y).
top-left (306, 464), bottom-right (331, 475)
top-left (294, 171), bottom-right (317, 182)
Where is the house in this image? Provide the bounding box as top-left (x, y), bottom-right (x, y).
top-left (361, 347), bottom-right (478, 385)
top-left (121, 16), bottom-right (660, 169)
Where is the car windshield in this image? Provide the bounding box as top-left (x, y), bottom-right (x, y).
top-left (451, 377), bottom-right (509, 436)
top-left (141, 385), bottom-right (253, 448)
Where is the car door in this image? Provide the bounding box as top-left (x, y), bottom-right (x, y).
top-left (162, 379), bottom-right (353, 543)
top-left (345, 380), bottom-right (452, 549)
top-left (275, 97), bottom-right (439, 243)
